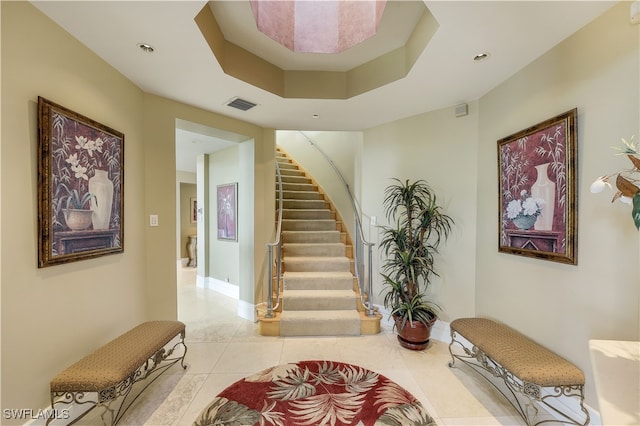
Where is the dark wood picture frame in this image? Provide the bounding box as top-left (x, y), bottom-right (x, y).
top-left (38, 97), bottom-right (124, 267)
top-left (217, 183), bottom-right (237, 241)
top-left (497, 108), bottom-right (577, 265)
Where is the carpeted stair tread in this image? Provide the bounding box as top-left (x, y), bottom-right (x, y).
top-left (282, 209), bottom-right (332, 219)
top-left (282, 219), bottom-right (337, 231)
top-left (282, 289), bottom-right (356, 311)
top-left (284, 256), bottom-right (351, 272)
top-left (283, 271), bottom-right (354, 290)
top-left (280, 310), bottom-right (360, 336)
top-left (280, 175), bottom-right (309, 183)
top-left (281, 192), bottom-right (323, 200)
top-left (283, 243), bottom-right (346, 257)
top-left (278, 182), bottom-right (316, 192)
top-left (277, 162), bottom-right (297, 170)
top-left (279, 169), bottom-right (305, 176)
top-left (282, 230), bottom-right (341, 243)
top-left (282, 199), bottom-right (328, 209)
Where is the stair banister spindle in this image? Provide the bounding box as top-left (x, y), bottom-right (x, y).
top-left (266, 160), bottom-right (284, 318)
top-left (298, 131), bottom-right (376, 317)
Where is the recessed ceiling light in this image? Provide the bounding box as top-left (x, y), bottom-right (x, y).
top-left (473, 52), bottom-right (490, 62)
top-left (137, 43), bottom-right (155, 53)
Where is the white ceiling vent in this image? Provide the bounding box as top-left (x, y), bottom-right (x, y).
top-left (226, 97), bottom-right (257, 111)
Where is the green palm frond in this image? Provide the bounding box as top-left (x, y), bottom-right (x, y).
top-left (633, 191), bottom-right (640, 230)
top-left (380, 179), bottom-right (453, 326)
top-left (612, 136), bottom-right (638, 155)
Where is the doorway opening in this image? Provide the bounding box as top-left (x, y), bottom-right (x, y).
top-left (174, 119), bottom-right (252, 319)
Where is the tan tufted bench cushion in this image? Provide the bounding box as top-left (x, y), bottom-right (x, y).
top-left (51, 320), bottom-right (185, 393)
top-left (450, 317), bottom-right (584, 387)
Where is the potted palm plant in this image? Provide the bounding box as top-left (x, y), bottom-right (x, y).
top-left (380, 179), bottom-right (453, 350)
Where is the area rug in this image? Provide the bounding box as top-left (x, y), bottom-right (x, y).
top-left (193, 360), bottom-right (436, 426)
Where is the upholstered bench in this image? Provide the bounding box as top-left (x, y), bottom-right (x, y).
top-left (48, 320), bottom-right (187, 425)
top-left (448, 318), bottom-right (589, 426)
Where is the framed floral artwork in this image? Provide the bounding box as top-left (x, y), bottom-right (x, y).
top-left (190, 197), bottom-right (198, 224)
top-left (217, 183), bottom-right (237, 241)
top-left (497, 108), bottom-right (577, 265)
top-left (38, 97), bottom-right (124, 267)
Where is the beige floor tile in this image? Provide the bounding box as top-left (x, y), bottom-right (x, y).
top-left (143, 374), bottom-right (208, 426)
top-left (175, 373), bottom-right (246, 426)
top-left (182, 342), bottom-right (228, 374)
top-left (280, 336), bottom-right (343, 364)
top-left (117, 367), bottom-right (192, 425)
top-left (109, 265), bottom-right (530, 426)
top-left (211, 341), bottom-right (284, 374)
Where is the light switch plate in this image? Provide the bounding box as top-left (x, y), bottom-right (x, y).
top-left (149, 214), bottom-right (159, 227)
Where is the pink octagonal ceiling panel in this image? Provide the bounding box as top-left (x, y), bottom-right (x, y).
top-left (250, 0), bottom-right (387, 54)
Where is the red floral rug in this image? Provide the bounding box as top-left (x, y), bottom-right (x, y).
top-left (193, 360), bottom-right (436, 426)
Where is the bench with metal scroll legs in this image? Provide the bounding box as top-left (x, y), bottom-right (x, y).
top-left (48, 320), bottom-right (187, 425)
top-left (448, 318), bottom-right (589, 426)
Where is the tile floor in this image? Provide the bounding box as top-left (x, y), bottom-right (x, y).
top-left (114, 265), bottom-right (525, 426)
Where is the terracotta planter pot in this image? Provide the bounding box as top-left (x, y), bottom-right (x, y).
top-left (394, 315), bottom-right (437, 351)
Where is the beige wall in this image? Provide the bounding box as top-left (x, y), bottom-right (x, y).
top-left (362, 102), bottom-right (480, 323)
top-left (362, 2), bottom-right (639, 411)
top-left (1, 2), bottom-right (275, 415)
top-left (1, 2), bottom-right (147, 417)
top-left (3, 0), bottom-right (638, 419)
top-left (141, 95), bottom-right (272, 321)
top-left (476, 2), bottom-right (639, 409)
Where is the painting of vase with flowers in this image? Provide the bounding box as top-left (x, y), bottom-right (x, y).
top-left (38, 97), bottom-right (124, 267)
top-left (497, 109), bottom-right (577, 265)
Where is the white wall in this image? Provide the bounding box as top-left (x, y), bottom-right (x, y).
top-left (476, 2), bottom-right (639, 410)
top-left (201, 139), bottom-right (259, 321)
top-left (176, 171), bottom-right (197, 261)
top-left (178, 182), bottom-right (197, 260)
top-left (209, 146), bottom-right (241, 286)
top-left (361, 102), bottom-right (480, 322)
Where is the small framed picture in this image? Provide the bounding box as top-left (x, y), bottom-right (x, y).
top-left (217, 183), bottom-right (237, 241)
top-left (190, 197), bottom-right (197, 224)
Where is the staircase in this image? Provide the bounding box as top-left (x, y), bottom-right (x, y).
top-left (258, 148), bottom-right (381, 336)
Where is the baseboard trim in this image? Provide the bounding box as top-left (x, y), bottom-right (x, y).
top-left (194, 276), bottom-right (253, 322)
top-left (196, 276), bottom-right (239, 300)
top-left (237, 299), bottom-right (255, 322)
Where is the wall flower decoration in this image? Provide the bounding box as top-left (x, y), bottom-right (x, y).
top-left (590, 136), bottom-right (640, 230)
